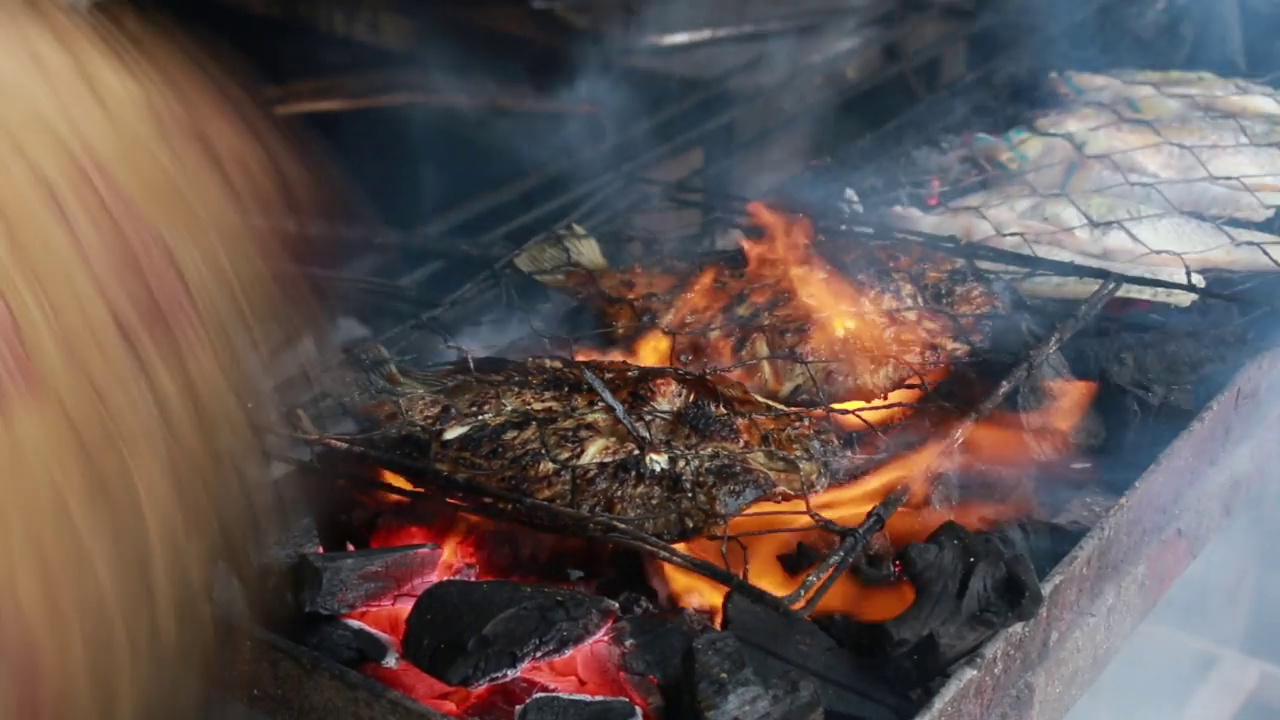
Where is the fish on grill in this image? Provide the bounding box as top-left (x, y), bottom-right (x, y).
top-left (342, 353), bottom-right (849, 542)
top-left (891, 184), bottom-right (1280, 274)
top-left (513, 204), bottom-right (1009, 406)
top-left (1050, 70), bottom-right (1280, 120)
top-left (959, 70), bottom-right (1280, 223)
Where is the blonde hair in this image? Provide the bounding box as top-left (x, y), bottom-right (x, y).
top-left (0, 3), bottom-right (327, 717)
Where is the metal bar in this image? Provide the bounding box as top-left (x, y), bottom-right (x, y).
top-left (913, 342), bottom-right (1280, 720)
top-left (624, 7), bottom-right (875, 52)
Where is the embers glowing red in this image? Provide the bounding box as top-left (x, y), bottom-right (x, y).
top-left (340, 486), bottom-right (652, 720)
top-left (926, 176), bottom-right (942, 206)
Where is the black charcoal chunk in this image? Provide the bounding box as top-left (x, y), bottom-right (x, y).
top-left (298, 618), bottom-right (391, 668)
top-left (516, 694), bottom-right (642, 720)
top-left (823, 520), bottom-right (1064, 692)
top-left (615, 612), bottom-right (707, 690)
top-left (685, 632), bottom-right (823, 720)
top-left (402, 579), bottom-right (619, 687)
top-left (722, 593), bottom-right (911, 720)
top-left (293, 544), bottom-right (441, 616)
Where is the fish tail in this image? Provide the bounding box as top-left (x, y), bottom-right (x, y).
top-left (513, 223), bottom-right (610, 287)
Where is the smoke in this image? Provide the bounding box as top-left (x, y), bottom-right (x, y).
top-left (1062, 497), bottom-right (1279, 720)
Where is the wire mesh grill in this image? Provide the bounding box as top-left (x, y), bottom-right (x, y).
top-left (843, 70), bottom-right (1280, 303)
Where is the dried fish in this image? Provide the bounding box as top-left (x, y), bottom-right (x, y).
top-left (345, 354), bottom-right (852, 542)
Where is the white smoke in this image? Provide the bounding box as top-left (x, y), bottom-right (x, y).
top-left (1063, 498), bottom-right (1278, 720)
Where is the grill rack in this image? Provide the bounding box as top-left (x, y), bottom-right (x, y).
top-left (241, 1), bottom-right (1280, 718)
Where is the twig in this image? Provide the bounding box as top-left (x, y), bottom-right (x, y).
top-left (783, 485), bottom-right (909, 613)
top-left (580, 366), bottom-right (650, 446)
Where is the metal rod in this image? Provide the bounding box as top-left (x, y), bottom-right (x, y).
top-left (626, 7), bottom-right (874, 52)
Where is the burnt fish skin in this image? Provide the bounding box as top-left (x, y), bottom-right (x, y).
top-left (345, 354), bottom-right (852, 542)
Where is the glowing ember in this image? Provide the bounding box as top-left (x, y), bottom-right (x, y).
top-left (340, 476), bottom-right (653, 720)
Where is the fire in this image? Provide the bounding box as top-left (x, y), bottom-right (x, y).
top-left (342, 477), bottom-right (654, 720)
top-left (657, 379), bottom-right (1098, 624)
top-left (346, 201), bottom-right (1106, 717)
top-left (577, 202), bottom-right (957, 430)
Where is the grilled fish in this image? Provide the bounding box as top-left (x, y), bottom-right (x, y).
top-left (514, 203), bottom-right (1009, 406)
top-left (889, 193), bottom-right (1212, 304)
top-left (893, 180), bottom-right (1280, 270)
top-left (967, 128), bottom-right (1280, 222)
top-left (343, 354), bottom-right (848, 542)
top-left (1051, 70), bottom-right (1280, 120)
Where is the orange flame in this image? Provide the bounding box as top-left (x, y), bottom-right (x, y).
top-left (657, 379), bottom-right (1097, 624)
top-left (345, 480), bottom-right (654, 718)
top-left (577, 202), bottom-right (962, 429)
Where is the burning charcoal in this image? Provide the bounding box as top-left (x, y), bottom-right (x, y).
top-left (721, 593), bottom-right (911, 720)
top-left (615, 612), bottom-right (708, 691)
top-left (402, 579), bottom-right (619, 687)
top-left (994, 518), bottom-right (1086, 580)
top-left (293, 544), bottom-right (441, 616)
top-left (298, 617), bottom-right (392, 668)
top-left (516, 694), bottom-right (642, 720)
top-left (822, 520), bottom-right (1073, 692)
top-left (684, 632), bottom-right (823, 720)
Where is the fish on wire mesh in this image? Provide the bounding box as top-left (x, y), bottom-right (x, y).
top-left (513, 202), bottom-right (1011, 406)
top-left (331, 352), bottom-right (857, 542)
top-left (890, 69), bottom-right (1280, 283)
top-left (1050, 69), bottom-right (1280, 120)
